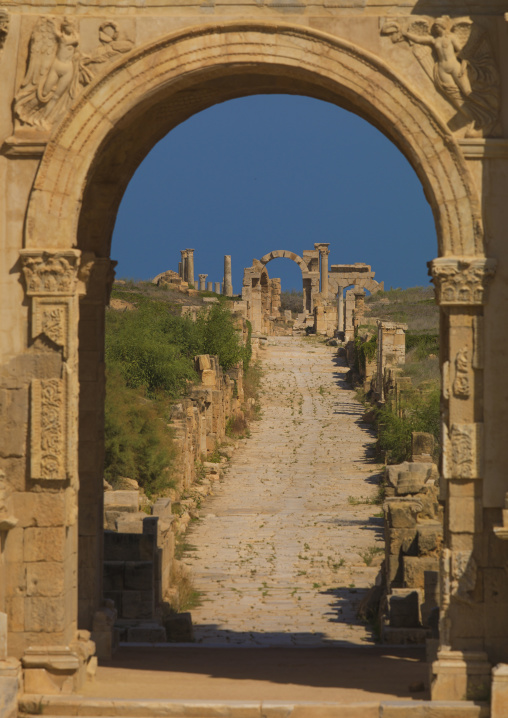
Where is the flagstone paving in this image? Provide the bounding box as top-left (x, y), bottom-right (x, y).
top-left (183, 335), bottom-right (385, 647)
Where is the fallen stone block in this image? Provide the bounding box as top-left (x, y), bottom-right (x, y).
top-left (126, 623), bottom-right (167, 643)
top-left (164, 612), bottom-right (194, 642)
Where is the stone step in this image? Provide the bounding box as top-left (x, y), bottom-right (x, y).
top-left (18, 697), bottom-right (489, 718)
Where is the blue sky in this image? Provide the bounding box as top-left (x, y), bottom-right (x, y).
top-left (112, 95), bottom-right (436, 293)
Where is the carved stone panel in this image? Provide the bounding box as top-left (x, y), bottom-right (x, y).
top-left (443, 422), bottom-right (483, 479)
top-left (429, 257), bottom-right (496, 306)
top-left (32, 297), bottom-right (70, 357)
top-left (31, 378), bottom-right (67, 480)
top-left (381, 16), bottom-right (500, 138)
top-left (12, 17), bottom-right (134, 135)
top-left (452, 348), bottom-right (471, 399)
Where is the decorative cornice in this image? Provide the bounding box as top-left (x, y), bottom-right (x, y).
top-left (458, 139), bottom-right (508, 160)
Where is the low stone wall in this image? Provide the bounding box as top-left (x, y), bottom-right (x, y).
top-left (97, 353), bottom-right (248, 653)
top-left (382, 434), bottom-right (443, 645)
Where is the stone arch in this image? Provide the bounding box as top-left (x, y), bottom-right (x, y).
top-left (24, 21), bottom-right (483, 260)
top-left (16, 18), bottom-right (491, 665)
top-left (259, 251), bottom-right (309, 273)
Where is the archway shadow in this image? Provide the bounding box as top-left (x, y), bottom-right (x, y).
top-left (95, 639), bottom-right (429, 700)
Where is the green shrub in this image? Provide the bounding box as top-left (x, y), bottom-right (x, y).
top-left (104, 368), bottom-right (177, 496)
top-left (376, 388), bottom-right (440, 464)
top-left (354, 334), bottom-right (377, 373)
top-left (198, 303), bottom-right (245, 370)
top-left (406, 331), bottom-right (439, 360)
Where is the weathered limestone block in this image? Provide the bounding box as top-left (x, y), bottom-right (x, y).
top-left (385, 497), bottom-right (423, 528)
top-left (412, 432), bottom-right (435, 463)
top-left (403, 555), bottom-right (440, 590)
top-left (492, 664), bottom-right (508, 718)
top-left (389, 589), bottom-right (421, 628)
top-left (91, 601), bottom-right (118, 660)
top-left (103, 490), bottom-right (138, 513)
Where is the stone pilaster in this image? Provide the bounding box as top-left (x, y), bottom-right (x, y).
top-left (429, 256), bottom-right (496, 702)
top-left (17, 249), bottom-right (95, 692)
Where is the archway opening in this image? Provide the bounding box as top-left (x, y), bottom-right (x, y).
top-left (23, 24), bottom-right (485, 694)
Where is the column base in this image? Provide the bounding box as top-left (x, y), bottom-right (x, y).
top-left (22, 631), bottom-right (96, 695)
top-left (431, 649), bottom-right (491, 701)
top-left (492, 664), bottom-right (508, 718)
top-left (0, 658), bottom-right (22, 718)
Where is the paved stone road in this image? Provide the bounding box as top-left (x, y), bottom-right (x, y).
top-left (183, 336), bottom-right (385, 647)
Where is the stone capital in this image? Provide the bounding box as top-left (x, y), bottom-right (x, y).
top-left (314, 243), bottom-right (330, 256)
top-left (20, 250), bottom-right (81, 297)
top-left (428, 257), bottom-right (496, 307)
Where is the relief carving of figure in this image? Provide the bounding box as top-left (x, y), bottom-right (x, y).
top-left (382, 16), bottom-right (500, 137)
top-left (453, 347), bottom-right (471, 398)
top-left (0, 9), bottom-right (9, 53)
top-left (83, 22), bottom-right (134, 73)
top-left (14, 17), bottom-right (133, 132)
top-left (14, 17), bottom-right (91, 131)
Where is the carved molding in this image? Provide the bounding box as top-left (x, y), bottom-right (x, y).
top-left (443, 422), bottom-right (483, 479)
top-left (429, 257), bottom-right (496, 306)
top-left (20, 250), bottom-right (81, 296)
top-left (381, 16), bottom-right (500, 138)
top-left (31, 378), bottom-right (68, 480)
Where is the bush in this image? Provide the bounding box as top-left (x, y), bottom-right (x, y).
top-left (104, 368), bottom-right (177, 495)
top-left (106, 301), bottom-right (199, 397)
top-left (280, 290), bottom-right (303, 314)
top-left (197, 303), bottom-right (246, 370)
top-left (376, 388), bottom-right (440, 464)
top-left (406, 331), bottom-right (439, 360)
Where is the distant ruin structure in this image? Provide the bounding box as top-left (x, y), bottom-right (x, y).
top-left (240, 247), bottom-right (383, 337)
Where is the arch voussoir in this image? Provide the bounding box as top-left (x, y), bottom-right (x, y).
top-left (25, 22), bottom-right (483, 260)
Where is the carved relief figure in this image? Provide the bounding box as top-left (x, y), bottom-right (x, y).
top-left (382, 16), bottom-right (500, 137)
top-left (14, 17), bottom-right (91, 131)
top-left (453, 348), bottom-right (470, 398)
top-left (14, 18), bottom-right (134, 132)
top-left (0, 9), bottom-right (9, 54)
top-left (83, 22), bottom-right (134, 73)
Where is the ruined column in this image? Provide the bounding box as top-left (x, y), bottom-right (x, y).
top-left (178, 249), bottom-right (187, 282)
top-left (224, 255), bottom-right (233, 297)
top-left (186, 248), bottom-right (195, 287)
top-left (314, 243), bottom-right (330, 299)
top-left (428, 257), bottom-right (496, 703)
top-left (215, 282), bottom-right (221, 294)
top-left (354, 289), bottom-right (366, 327)
top-left (337, 286), bottom-right (344, 333)
top-left (199, 274), bottom-right (207, 291)
top-left (207, 282), bottom-right (213, 292)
